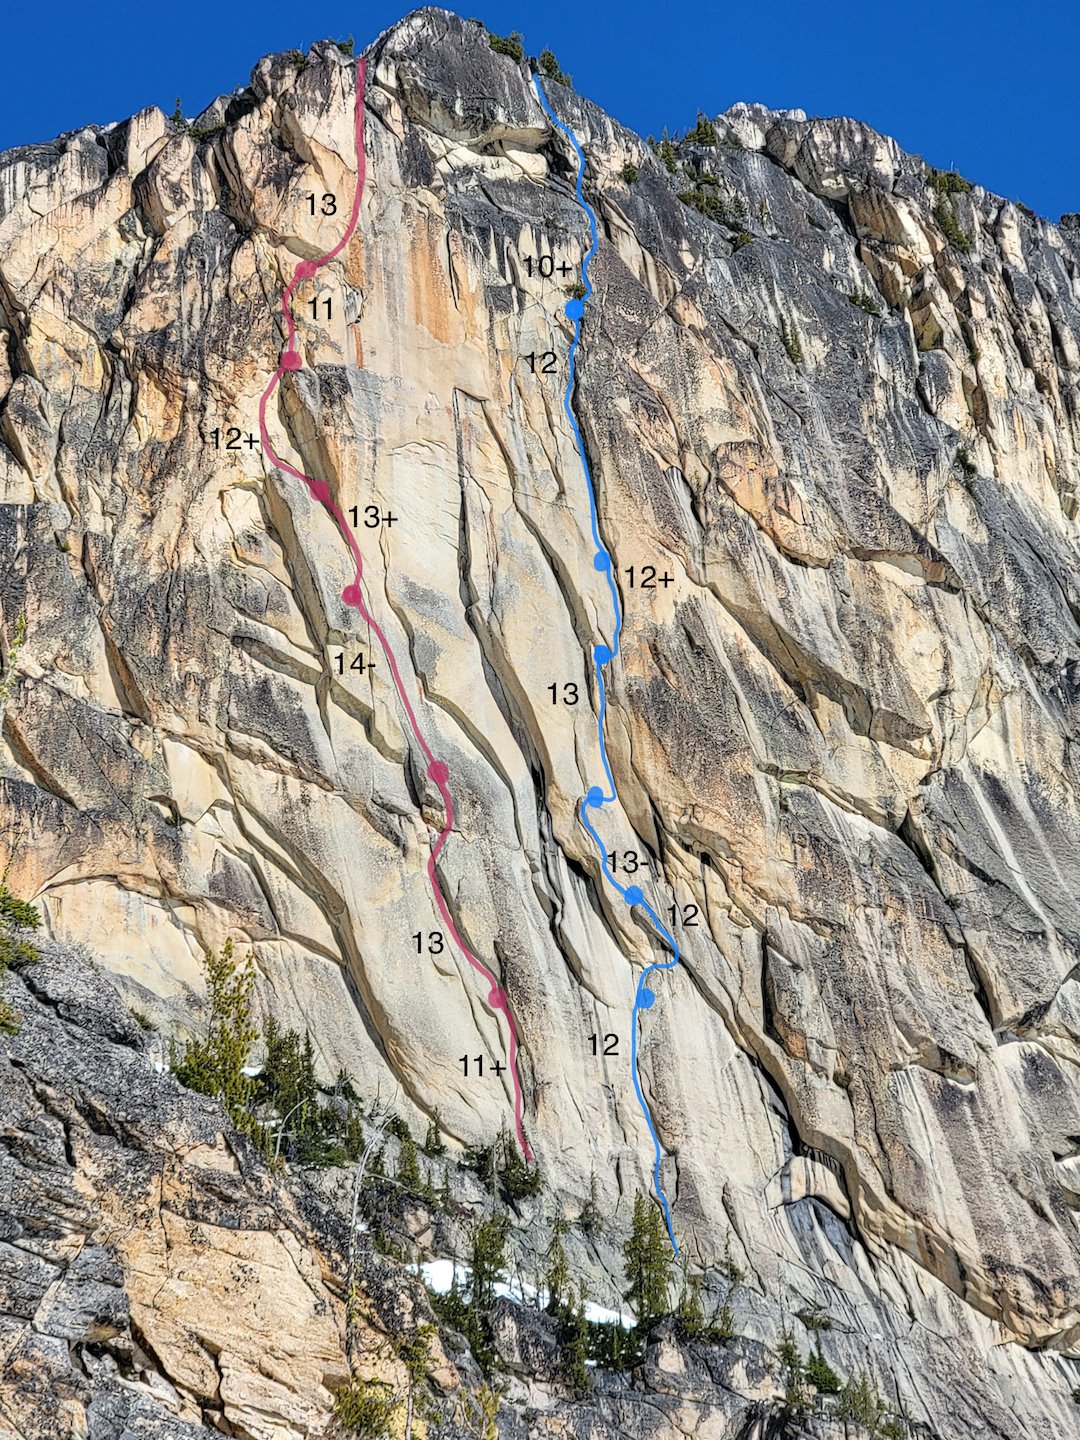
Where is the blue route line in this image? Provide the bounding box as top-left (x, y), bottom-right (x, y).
top-left (534, 79), bottom-right (681, 1256)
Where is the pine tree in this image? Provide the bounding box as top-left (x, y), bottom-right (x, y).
top-left (545, 1217), bottom-right (570, 1315)
top-left (805, 1348), bottom-right (842, 1394)
top-left (301, 1031), bottom-right (318, 1114)
top-left (463, 1139), bottom-right (497, 1192)
top-left (836, 1370), bottom-right (890, 1428)
top-left (394, 1324), bottom-right (435, 1439)
top-left (687, 111), bottom-right (717, 145)
top-left (580, 1171), bottom-right (601, 1236)
top-left (496, 1123), bottom-right (541, 1201)
top-left (397, 1125), bottom-right (421, 1189)
top-left (487, 30), bottom-right (524, 62)
top-left (345, 1105), bottom-right (365, 1161)
top-left (623, 1194), bottom-right (674, 1327)
top-left (0, 872), bottom-right (39, 1033)
top-left (470, 1214), bottom-right (509, 1313)
top-left (538, 49), bottom-right (570, 86)
top-left (560, 1284), bottom-right (590, 1396)
top-left (780, 316), bottom-right (804, 365)
top-left (171, 939), bottom-right (259, 1130)
top-left (675, 1257), bottom-right (705, 1337)
top-left (260, 1020), bottom-right (317, 1127)
top-left (423, 1108), bottom-right (446, 1156)
top-left (587, 1319), bottom-right (640, 1371)
top-left (779, 1327), bottom-right (810, 1410)
top-left (433, 1267), bottom-right (470, 1338)
top-left (429, 1215), bottom-right (507, 1371)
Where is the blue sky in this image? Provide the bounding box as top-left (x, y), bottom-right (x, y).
top-left (4, 1), bottom-right (1078, 218)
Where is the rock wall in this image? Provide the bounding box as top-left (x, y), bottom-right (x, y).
top-left (3, 8), bottom-right (1080, 1434)
top-left (0, 946), bottom-right (356, 1436)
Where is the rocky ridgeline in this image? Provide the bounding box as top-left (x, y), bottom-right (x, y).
top-left (2, 6), bottom-right (1080, 1436)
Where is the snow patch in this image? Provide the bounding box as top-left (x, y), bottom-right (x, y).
top-left (419, 1260), bottom-right (632, 1327)
top-left (583, 1300), bottom-right (633, 1328)
top-left (420, 1259), bottom-right (459, 1294)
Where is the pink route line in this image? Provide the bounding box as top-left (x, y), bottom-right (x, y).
top-left (256, 56), bottom-right (532, 1162)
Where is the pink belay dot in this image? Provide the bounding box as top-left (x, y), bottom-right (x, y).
top-left (488, 987), bottom-right (506, 1010)
top-left (295, 260), bottom-right (317, 280)
top-left (428, 759), bottom-right (450, 785)
top-left (310, 480), bottom-right (331, 504)
top-left (341, 584), bottom-right (361, 608)
top-left (282, 350), bottom-right (302, 371)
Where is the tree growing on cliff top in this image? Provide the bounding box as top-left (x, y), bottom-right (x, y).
top-left (537, 49), bottom-right (570, 86)
top-left (487, 29), bottom-right (523, 61)
top-left (686, 111), bottom-right (718, 146)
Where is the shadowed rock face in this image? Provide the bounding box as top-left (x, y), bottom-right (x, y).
top-left (3, 7), bottom-right (1080, 1434)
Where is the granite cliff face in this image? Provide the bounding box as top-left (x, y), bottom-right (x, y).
top-left (3, 8), bottom-right (1080, 1436)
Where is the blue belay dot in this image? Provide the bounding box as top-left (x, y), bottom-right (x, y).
top-left (593, 551), bottom-right (611, 572)
top-left (639, 987), bottom-right (655, 1010)
top-left (566, 298), bottom-right (585, 320)
top-left (594, 643), bottom-right (611, 664)
top-left (585, 786), bottom-right (605, 807)
top-left (624, 885), bottom-right (644, 905)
